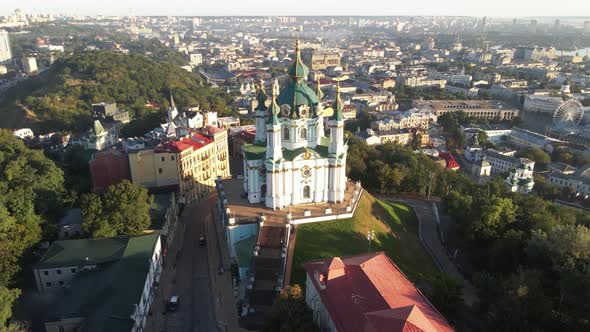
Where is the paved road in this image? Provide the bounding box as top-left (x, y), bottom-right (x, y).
top-left (146, 203), bottom-right (216, 332)
top-left (172, 207), bottom-right (216, 332)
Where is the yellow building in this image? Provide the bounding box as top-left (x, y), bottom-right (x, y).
top-left (128, 149), bottom-right (179, 189)
top-left (129, 127), bottom-right (231, 202)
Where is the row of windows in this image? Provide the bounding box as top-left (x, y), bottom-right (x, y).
top-left (46, 281), bottom-right (65, 287)
top-left (43, 268), bottom-right (76, 276)
top-left (283, 127), bottom-right (310, 141)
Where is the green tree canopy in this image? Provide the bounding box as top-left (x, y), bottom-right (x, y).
top-left (82, 180), bottom-right (153, 237)
top-left (264, 284), bottom-right (319, 332)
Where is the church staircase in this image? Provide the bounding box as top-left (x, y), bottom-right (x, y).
top-left (249, 224), bottom-right (286, 317)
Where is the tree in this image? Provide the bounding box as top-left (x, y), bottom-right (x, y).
top-left (263, 284), bottom-right (319, 332)
top-left (516, 147), bottom-right (550, 170)
top-left (428, 273), bottom-right (464, 322)
top-left (82, 180), bottom-right (153, 237)
top-left (0, 286), bottom-right (20, 327)
top-left (473, 197), bottom-right (517, 240)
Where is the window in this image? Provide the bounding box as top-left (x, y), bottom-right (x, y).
top-left (71, 268), bottom-right (77, 273)
top-left (46, 282), bottom-right (52, 287)
top-left (171, 156), bottom-right (175, 161)
top-left (158, 168), bottom-right (163, 174)
top-left (59, 281), bottom-right (64, 286)
top-left (43, 271), bottom-right (49, 276)
top-left (303, 186), bottom-right (311, 199)
top-left (300, 128), bottom-right (307, 140)
top-left (56, 269), bottom-right (62, 275)
top-left (283, 128), bottom-right (289, 140)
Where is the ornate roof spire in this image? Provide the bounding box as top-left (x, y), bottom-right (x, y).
top-left (255, 81), bottom-right (267, 111)
top-left (331, 81), bottom-right (344, 121)
top-left (170, 93), bottom-right (176, 110)
top-left (267, 79), bottom-right (281, 125)
top-left (316, 76), bottom-right (324, 100)
top-left (288, 38), bottom-right (308, 80)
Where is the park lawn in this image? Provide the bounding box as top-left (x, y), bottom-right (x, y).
top-left (291, 192), bottom-right (438, 287)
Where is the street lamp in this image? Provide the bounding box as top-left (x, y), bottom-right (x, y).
top-left (367, 230), bottom-right (375, 254)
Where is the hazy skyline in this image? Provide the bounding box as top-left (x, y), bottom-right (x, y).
top-left (2, 0), bottom-right (590, 18)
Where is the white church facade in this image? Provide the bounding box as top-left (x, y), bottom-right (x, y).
top-left (242, 40), bottom-right (348, 210)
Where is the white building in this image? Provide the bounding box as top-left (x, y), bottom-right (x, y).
top-left (523, 95), bottom-right (563, 113)
top-left (0, 30), bottom-right (11, 63)
top-left (21, 56), bottom-right (38, 73)
top-left (13, 128), bottom-right (34, 139)
top-left (371, 108), bottom-right (436, 131)
top-left (242, 40), bottom-right (347, 209)
top-left (85, 120), bottom-right (117, 150)
top-left (40, 234), bottom-right (163, 332)
top-left (548, 165), bottom-right (590, 198)
top-left (505, 161), bottom-right (535, 193)
top-left (509, 127), bottom-right (562, 151)
top-left (189, 53), bottom-right (202, 66)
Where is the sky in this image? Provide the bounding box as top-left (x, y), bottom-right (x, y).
top-left (1, 0), bottom-right (590, 18)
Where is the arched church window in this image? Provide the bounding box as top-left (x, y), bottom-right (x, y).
top-left (283, 127), bottom-right (289, 140)
top-left (303, 185), bottom-right (311, 199)
top-left (300, 128), bottom-right (307, 140)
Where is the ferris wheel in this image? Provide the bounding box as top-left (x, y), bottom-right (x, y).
top-left (553, 99), bottom-right (584, 128)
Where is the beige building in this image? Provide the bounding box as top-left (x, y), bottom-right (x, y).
top-left (305, 50), bottom-right (341, 70)
top-left (129, 127), bottom-right (230, 202)
top-left (413, 100), bottom-right (519, 121)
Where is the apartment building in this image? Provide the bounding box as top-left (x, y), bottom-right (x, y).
top-left (129, 128), bottom-right (230, 202)
top-left (413, 100), bottom-right (519, 121)
top-left (41, 234), bottom-right (162, 332)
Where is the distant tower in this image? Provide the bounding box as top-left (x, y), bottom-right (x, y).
top-left (167, 94), bottom-right (179, 122)
top-left (254, 82), bottom-right (268, 143)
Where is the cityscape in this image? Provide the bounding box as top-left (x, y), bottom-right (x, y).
top-left (1, 3), bottom-right (590, 332)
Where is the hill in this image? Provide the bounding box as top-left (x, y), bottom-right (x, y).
top-left (0, 50), bottom-right (232, 134)
top-left (291, 192), bottom-right (439, 287)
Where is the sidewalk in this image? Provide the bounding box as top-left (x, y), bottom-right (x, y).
top-left (387, 198), bottom-right (478, 306)
top-left (204, 195), bottom-right (249, 332)
top-left (145, 206), bottom-right (187, 332)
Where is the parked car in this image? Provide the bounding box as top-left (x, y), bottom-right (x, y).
top-left (199, 234), bottom-right (206, 246)
top-left (168, 295), bottom-right (179, 312)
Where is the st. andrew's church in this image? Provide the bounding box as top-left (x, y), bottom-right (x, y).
top-left (242, 40), bottom-right (348, 210)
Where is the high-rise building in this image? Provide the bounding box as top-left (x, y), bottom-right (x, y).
top-left (0, 30), bottom-right (12, 63)
top-left (584, 21), bottom-right (590, 33)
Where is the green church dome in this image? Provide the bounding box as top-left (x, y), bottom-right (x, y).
top-left (287, 39), bottom-right (309, 79)
top-left (276, 39), bottom-right (320, 118)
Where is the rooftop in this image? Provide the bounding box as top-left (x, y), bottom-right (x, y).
top-left (45, 234), bottom-right (160, 331)
top-left (304, 252), bottom-right (454, 332)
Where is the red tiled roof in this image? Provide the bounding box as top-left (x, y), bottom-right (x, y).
top-left (156, 133), bottom-right (212, 153)
top-left (304, 252), bottom-right (454, 332)
top-left (439, 152), bottom-right (460, 170)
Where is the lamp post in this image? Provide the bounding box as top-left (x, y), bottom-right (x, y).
top-left (367, 230), bottom-right (375, 254)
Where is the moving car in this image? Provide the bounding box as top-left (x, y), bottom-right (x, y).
top-left (168, 295), bottom-right (179, 312)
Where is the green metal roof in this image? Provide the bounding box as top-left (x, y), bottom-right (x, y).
top-left (242, 142), bottom-right (267, 160)
top-left (44, 234), bottom-right (160, 332)
top-left (37, 237), bottom-right (129, 269)
top-left (267, 95), bottom-right (281, 125)
top-left (277, 80), bottom-right (319, 112)
top-left (243, 137), bottom-right (332, 162)
top-left (287, 40), bottom-right (308, 79)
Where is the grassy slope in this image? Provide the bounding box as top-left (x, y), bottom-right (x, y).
top-left (291, 192), bottom-right (438, 287)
